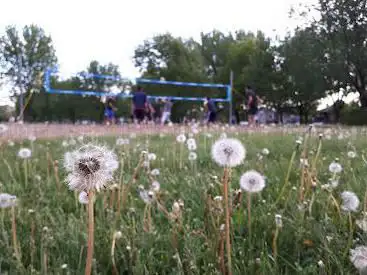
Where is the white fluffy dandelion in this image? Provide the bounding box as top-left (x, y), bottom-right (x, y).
top-left (261, 148), bottom-right (270, 155)
top-left (0, 193), bottom-right (17, 208)
top-left (188, 142), bottom-right (197, 151)
top-left (350, 246), bottom-right (367, 272)
top-left (148, 153), bottom-right (157, 161)
top-left (78, 191), bottom-right (89, 204)
top-left (176, 134), bottom-right (186, 143)
top-left (63, 144), bottom-right (119, 192)
top-left (188, 152), bottom-right (197, 161)
top-left (187, 138), bottom-right (196, 146)
top-left (151, 169), bottom-right (160, 176)
top-left (62, 140), bottom-right (69, 147)
top-left (341, 191), bottom-right (360, 212)
top-left (347, 151), bottom-right (357, 159)
top-left (151, 181), bottom-right (160, 192)
top-left (239, 170), bottom-right (266, 193)
top-left (17, 148), bottom-right (32, 159)
top-left (116, 138), bottom-right (129, 146)
top-left (211, 138), bottom-right (246, 167)
top-left (329, 162), bottom-right (343, 174)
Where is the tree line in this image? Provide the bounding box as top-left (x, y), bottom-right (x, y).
top-left (1, 0), bottom-right (367, 124)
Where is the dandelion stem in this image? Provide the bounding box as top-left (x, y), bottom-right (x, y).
top-left (247, 192), bottom-right (252, 247)
top-left (343, 212), bottom-right (354, 259)
top-left (85, 190), bottom-right (95, 275)
top-left (274, 150), bottom-right (296, 206)
top-left (23, 159), bottom-right (28, 187)
top-left (11, 206), bottom-right (21, 265)
top-left (222, 167), bottom-right (232, 275)
top-left (111, 234), bottom-right (118, 275)
top-left (272, 227), bottom-right (279, 262)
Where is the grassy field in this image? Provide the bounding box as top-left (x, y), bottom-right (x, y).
top-left (1, 125), bottom-right (367, 274)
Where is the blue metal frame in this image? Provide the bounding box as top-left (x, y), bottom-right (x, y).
top-left (44, 67), bottom-right (232, 104)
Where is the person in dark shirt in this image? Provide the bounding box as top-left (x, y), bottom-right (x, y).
top-left (205, 97), bottom-right (217, 124)
top-left (104, 97), bottom-right (117, 125)
top-left (132, 86), bottom-right (147, 123)
top-left (245, 86), bottom-right (262, 127)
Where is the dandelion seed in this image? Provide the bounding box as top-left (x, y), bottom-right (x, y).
top-left (17, 148), bottom-right (32, 159)
top-left (240, 170), bottom-right (266, 193)
top-left (188, 152), bottom-right (197, 161)
top-left (151, 169), bottom-right (160, 176)
top-left (329, 161), bottom-right (343, 174)
top-left (341, 191), bottom-right (360, 212)
top-left (350, 246), bottom-right (367, 272)
top-left (176, 134), bottom-right (186, 143)
top-left (211, 138), bottom-right (246, 167)
top-left (348, 151), bottom-right (357, 159)
top-left (64, 144), bottom-right (119, 192)
top-left (261, 148), bottom-right (270, 155)
top-left (0, 193), bottom-right (17, 208)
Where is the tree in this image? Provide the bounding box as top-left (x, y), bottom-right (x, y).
top-left (0, 24), bottom-right (57, 119)
top-left (279, 27), bottom-right (328, 122)
top-left (314, 0), bottom-right (367, 107)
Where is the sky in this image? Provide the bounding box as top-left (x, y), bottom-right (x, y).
top-left (1, 0), bottom-right (339, 108)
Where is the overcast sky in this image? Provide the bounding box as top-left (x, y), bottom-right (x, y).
top-left (0, 0), bottom-right (329, 107)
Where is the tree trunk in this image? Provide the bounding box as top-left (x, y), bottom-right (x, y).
top-left (359, 90), bottom-right (367, 108)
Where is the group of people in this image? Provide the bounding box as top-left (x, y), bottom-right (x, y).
top-left (104, 85), bottom-right (263, 126)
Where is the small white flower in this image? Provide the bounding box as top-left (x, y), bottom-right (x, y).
top-left (347, 151), bottom-right (357, 159)
top-left (176, 134), bottom-right (186, 143)
top-left (341, 191), bottom-right (360, 212)
top-left (350, 246), bottom-right (367, 272)
top-left (116, 138), bottom-right (129, 146)
top-left (61, 264), bottom-right (68, 269)
top-left (0, 193), bottom-right (17, 208)
top-left (300, 158), bottom-right (309, 167)
top-left (62, 140), bottom-right (69, 147)
top-left (187, 138), bottom-right (196, 146)
top-left (18, 148), bottom-right (32, 159)
top-left (148, 153), bottom-right (157, 161)
top-left (151, 169), bottom-right (160, 176)
top-left (28, 136), bottom-right (36, 142)
top-left (78, 191), bottom-right (89, 204)
top-left (35, 175), bottom-right (42, 181)
top-left (214, 196), bottom-right (223, 201)
top-left (261, 148), bottom-right (270, 155)
top-left (317, 260), bottom-right (324, 268)
top-left (240, 170), bottom-right (266, 193)
top-left (329, 162), bottom-right (343, 174)
top-left (151, 181), bottom-right (160, 192)
top-left (188, 152), bottom-right (197, 161)
top-left (211, 138), bottom-right (246, 167)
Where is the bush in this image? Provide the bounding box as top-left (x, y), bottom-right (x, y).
top-left (340, 106), bottom-right (367, 125)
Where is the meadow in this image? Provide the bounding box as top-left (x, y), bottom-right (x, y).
top-left (1, 124), bottom-right (367, 275)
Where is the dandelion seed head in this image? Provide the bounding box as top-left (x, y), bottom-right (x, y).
top-left (151, 181), bottom-right (160, 192)
top-left (240, 170), bottom-right (266, 193)
top-left (211, 138), bottom-right (245, 167)
top-left (348, 151), bottom-right (357, 159)
top-left (176, 134), bottom-right (186, 143)
top-left (61, 264), bottom-right (68, 269)
top-left (188, 152), bottom-right (197, 161)
top-left (0, 193), bottom-right (17, 208)
top-left (114, 231), bottom-right (122, 239)
top-left (188, 142), bottom-right (197, 151)
top-left (64, 144), bottom-right (119, 192)
top-left (329, 162), bottom-right (343, 174)
top-left (148, 153), bottom-right (157, 161)
top-left (151, 169), bottom-right (160, 176)
top-left (17, 148), bottom-right (32, 159)
top-left (341, 191), bottom-right (360, 212)
top-left (275, 214), bottom-right (283, 228)
top-left (261, 148), bottom-right (270, 155)
top-left (350, 246), bottom-right (367, 272)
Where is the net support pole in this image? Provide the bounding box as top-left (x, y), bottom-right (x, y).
top-left (229, 70), bottom-right (233, 125)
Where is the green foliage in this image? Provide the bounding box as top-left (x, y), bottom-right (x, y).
top-left (340, 103), bottom-right (367, 125)
top-left (0, 129), bottom-right (366, 274)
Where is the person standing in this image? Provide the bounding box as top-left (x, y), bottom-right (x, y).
top-left (104, 98), bottom-right (117, 125)
top-left (245, 86), bottom-right (262, 127)
top-left (205, 97), bottom-right (217, 124)
top-left (161, 98), bottom-right (173, 125)
top-left (132, 86), bottom-right (147, 123)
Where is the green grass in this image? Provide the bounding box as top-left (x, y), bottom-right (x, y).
top-left (1, 127), bottom-right (367, 274)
